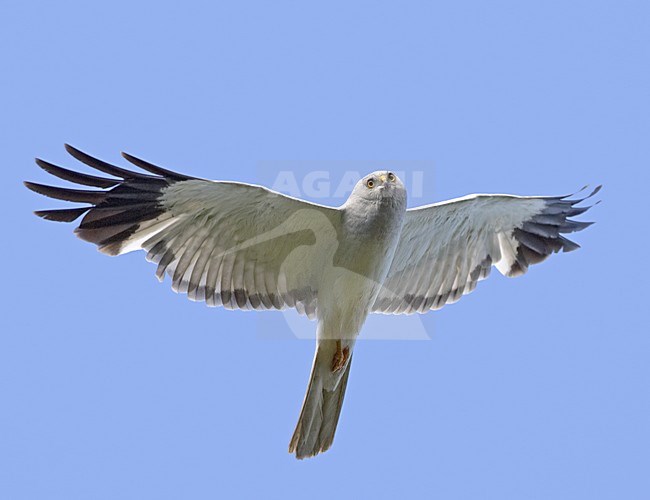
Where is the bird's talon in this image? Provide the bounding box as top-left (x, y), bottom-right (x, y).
top-left (331, 344), bottom-right (350, 372)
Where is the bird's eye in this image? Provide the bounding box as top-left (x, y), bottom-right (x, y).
top-left (366, 179), bottom-right (375, 189)
top-left (387, 172), bottom-right (395, 182)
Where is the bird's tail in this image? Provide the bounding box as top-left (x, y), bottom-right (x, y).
top-left (289, 340), bottom-right (353, 459)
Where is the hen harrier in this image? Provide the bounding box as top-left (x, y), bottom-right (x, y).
top-left (25, 145), bottom-right (599, 459)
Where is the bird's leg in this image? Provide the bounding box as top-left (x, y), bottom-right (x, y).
top-left (331, 340), bottom-right (350, 372)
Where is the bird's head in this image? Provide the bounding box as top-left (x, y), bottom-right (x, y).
top-left (348, 170), bottom-right (407, 206)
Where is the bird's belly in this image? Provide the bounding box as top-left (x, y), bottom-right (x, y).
top-left (317, 265), bottom-right (383, 340)
top-left (317, 211), bottom-right (404, 341)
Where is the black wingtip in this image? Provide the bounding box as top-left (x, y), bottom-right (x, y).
top-left (33, 207), bottom-right (90, 222)
top-left (64, 143), bottom-right (79, 156)
top-left (576, 184), bottom-right (589, 195)
top-left (64, 144), bottom-right (157, 180)
top-left (564, 184), bottom-right (603, 204)
top-left (34, 157), bottom-right (120, 188)
top-left (560, 236), bottom-right (581, 252)
top-left (588, 184), bottom-right (603, 198)
top-left (64, 144), bottom-right (99, 166)
top-left (121, 151), bottom-right (196, 181)
top-left (24, 180), bottom-right (41, 193)
top-left (23, 181), bottom-right (106, 204)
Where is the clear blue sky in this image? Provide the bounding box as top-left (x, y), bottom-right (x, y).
top-left (2, 1), bottom-right (648, 499)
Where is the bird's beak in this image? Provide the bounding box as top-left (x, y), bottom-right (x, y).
top-left (379, 174), bottom-right (387, 183)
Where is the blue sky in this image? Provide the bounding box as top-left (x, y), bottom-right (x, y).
top-left (2, 1), bottom-right (649, 498)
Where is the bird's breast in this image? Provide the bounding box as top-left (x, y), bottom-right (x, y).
top-left (334, 201), bottom-right (405, 283)
top-left (317, 201), bottom-right (406, 336)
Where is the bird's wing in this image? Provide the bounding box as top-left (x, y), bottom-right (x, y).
top-left (26, 145), bottom-right (344, 319)
top-left (371, 188), bottom-right (600, 314)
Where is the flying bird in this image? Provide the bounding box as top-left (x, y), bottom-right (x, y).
top-left (25, 145), bottom-right (599, 459)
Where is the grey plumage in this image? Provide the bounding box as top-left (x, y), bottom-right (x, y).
top-left (25, 146), bottom-right (600, 459)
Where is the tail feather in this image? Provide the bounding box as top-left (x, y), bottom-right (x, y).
top-left (289, 343), bottom-right (352, 459)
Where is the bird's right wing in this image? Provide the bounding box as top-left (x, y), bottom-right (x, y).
top-left (372, 188), bottom-right (600, 315)
top-left (26, 145), bottom-right (343, 319)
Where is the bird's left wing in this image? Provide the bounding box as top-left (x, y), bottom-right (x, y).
top-left (372, 188), bottom-right (600, 315)
top-left (26, 145), bottom-right (343, 319)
